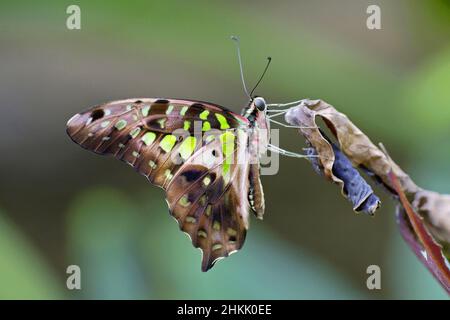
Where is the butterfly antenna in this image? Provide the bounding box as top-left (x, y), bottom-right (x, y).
top-left (231, 36), bottom-right (251, 99)
top-left (250, 57), bottom-right (272, 97)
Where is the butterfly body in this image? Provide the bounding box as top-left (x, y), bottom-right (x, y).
top-left (67, 97), bottom-right (269, 271)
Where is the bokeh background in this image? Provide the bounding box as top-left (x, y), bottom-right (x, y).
top-left (0, 0), bottom-right (449, 299)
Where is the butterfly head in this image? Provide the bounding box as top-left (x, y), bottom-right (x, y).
top-left (242, 96), bottom-right (266, 119)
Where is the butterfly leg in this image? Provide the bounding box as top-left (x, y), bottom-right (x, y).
top-left (266, 109), bottom-right (291, 118)
top-left (268, 118), bottom-right (318, 129)
top-left (266, 101), bottom-right (318, 129)
top-left (267, 144), bottom-right (318, 159)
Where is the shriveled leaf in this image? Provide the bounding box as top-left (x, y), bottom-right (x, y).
top-left (285, 102), bottom-right (337, 182)
top-left (286, 99), bottom-right (420, 197)
top-left (285, 98), bottom-right (450, 292)
top-left (285, 102), bottom-right (380, 214)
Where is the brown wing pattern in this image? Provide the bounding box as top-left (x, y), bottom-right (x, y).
top-left (66, 98), bottom-right (252, 271)
top-left (166, 129), bottom-right (251, 271)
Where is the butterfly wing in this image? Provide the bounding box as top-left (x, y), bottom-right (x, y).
top-left (166, 129), bottom-right (251, 271)
top-left (67, 98), bottom-right (252, 271)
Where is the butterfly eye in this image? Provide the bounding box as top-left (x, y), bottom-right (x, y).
top-left (254, 98), bottom-right (266, 111)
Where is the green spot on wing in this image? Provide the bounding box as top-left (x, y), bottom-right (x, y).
top-left (185, 216), bottom-right (196, 223)
top-left (215, 113), bottom-right (230, 129)
top-left (220, 131), bottom-right (236, 177)
top-left (164, 169), bottom-right (173, 181)
top-left (141, 105), bottom-right (151, 117)
top-left (202, 121), bottom-right (211, 131)
top-left (157, 118), bottom-right (166, 129)
top-left (148, 160), bottom-right (157, 169)
top-left (222, 164), bottom-right (231, 179)
top-left (115, 120), bottom-right (127, 130)
top-left (205, 134), bottom-right (215, 143)
top-left (183, 120), bottom-right (191, 131)
top-left (130, 127), bottom-right (141, 138)
top-left (141, 132), bottom-right (156, 146)
top-left (180, 106), bottom-right (189, 116)
top-left (179, 195), bottom-right (191, 207)
top-left (227, 228), bottom-right (237, 237)
top-left (202, 176), bottom-right (211, 186)
top-left (179, 136), bottom-right (197, 160)
top-left (100, 121), bottom-right (110, 128)
top-left (166, 105), bottom-right (174, 115)
top-left (199, 110), bottom-right (209, 120)
top-left (159, 134), bottom-right (177, 153)
top-left (220, 131), bottom-right (235, 157)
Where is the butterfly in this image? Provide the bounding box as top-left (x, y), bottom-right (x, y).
top-left (65, 38), bottom-right (310, 271)
top-left (67, 96), bottom-right (271, 271)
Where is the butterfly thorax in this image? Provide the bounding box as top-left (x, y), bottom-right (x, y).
top-left (242, 97), bottom-right (270, 157)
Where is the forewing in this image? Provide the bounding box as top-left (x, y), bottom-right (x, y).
top-left (66, 98), bottom-right (246, 188)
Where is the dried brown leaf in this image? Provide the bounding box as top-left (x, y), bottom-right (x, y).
top-left (285, 102), bottom-right (380, 214)
top-left (305, 99), bottom-right (419, 195)
top-left (285, 98), bottom-right (450, 292)
top-left (284, 103), bottom-right (337, 182)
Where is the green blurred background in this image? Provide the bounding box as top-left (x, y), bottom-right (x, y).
top-left (0, 0), bottom-right (449, 299)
